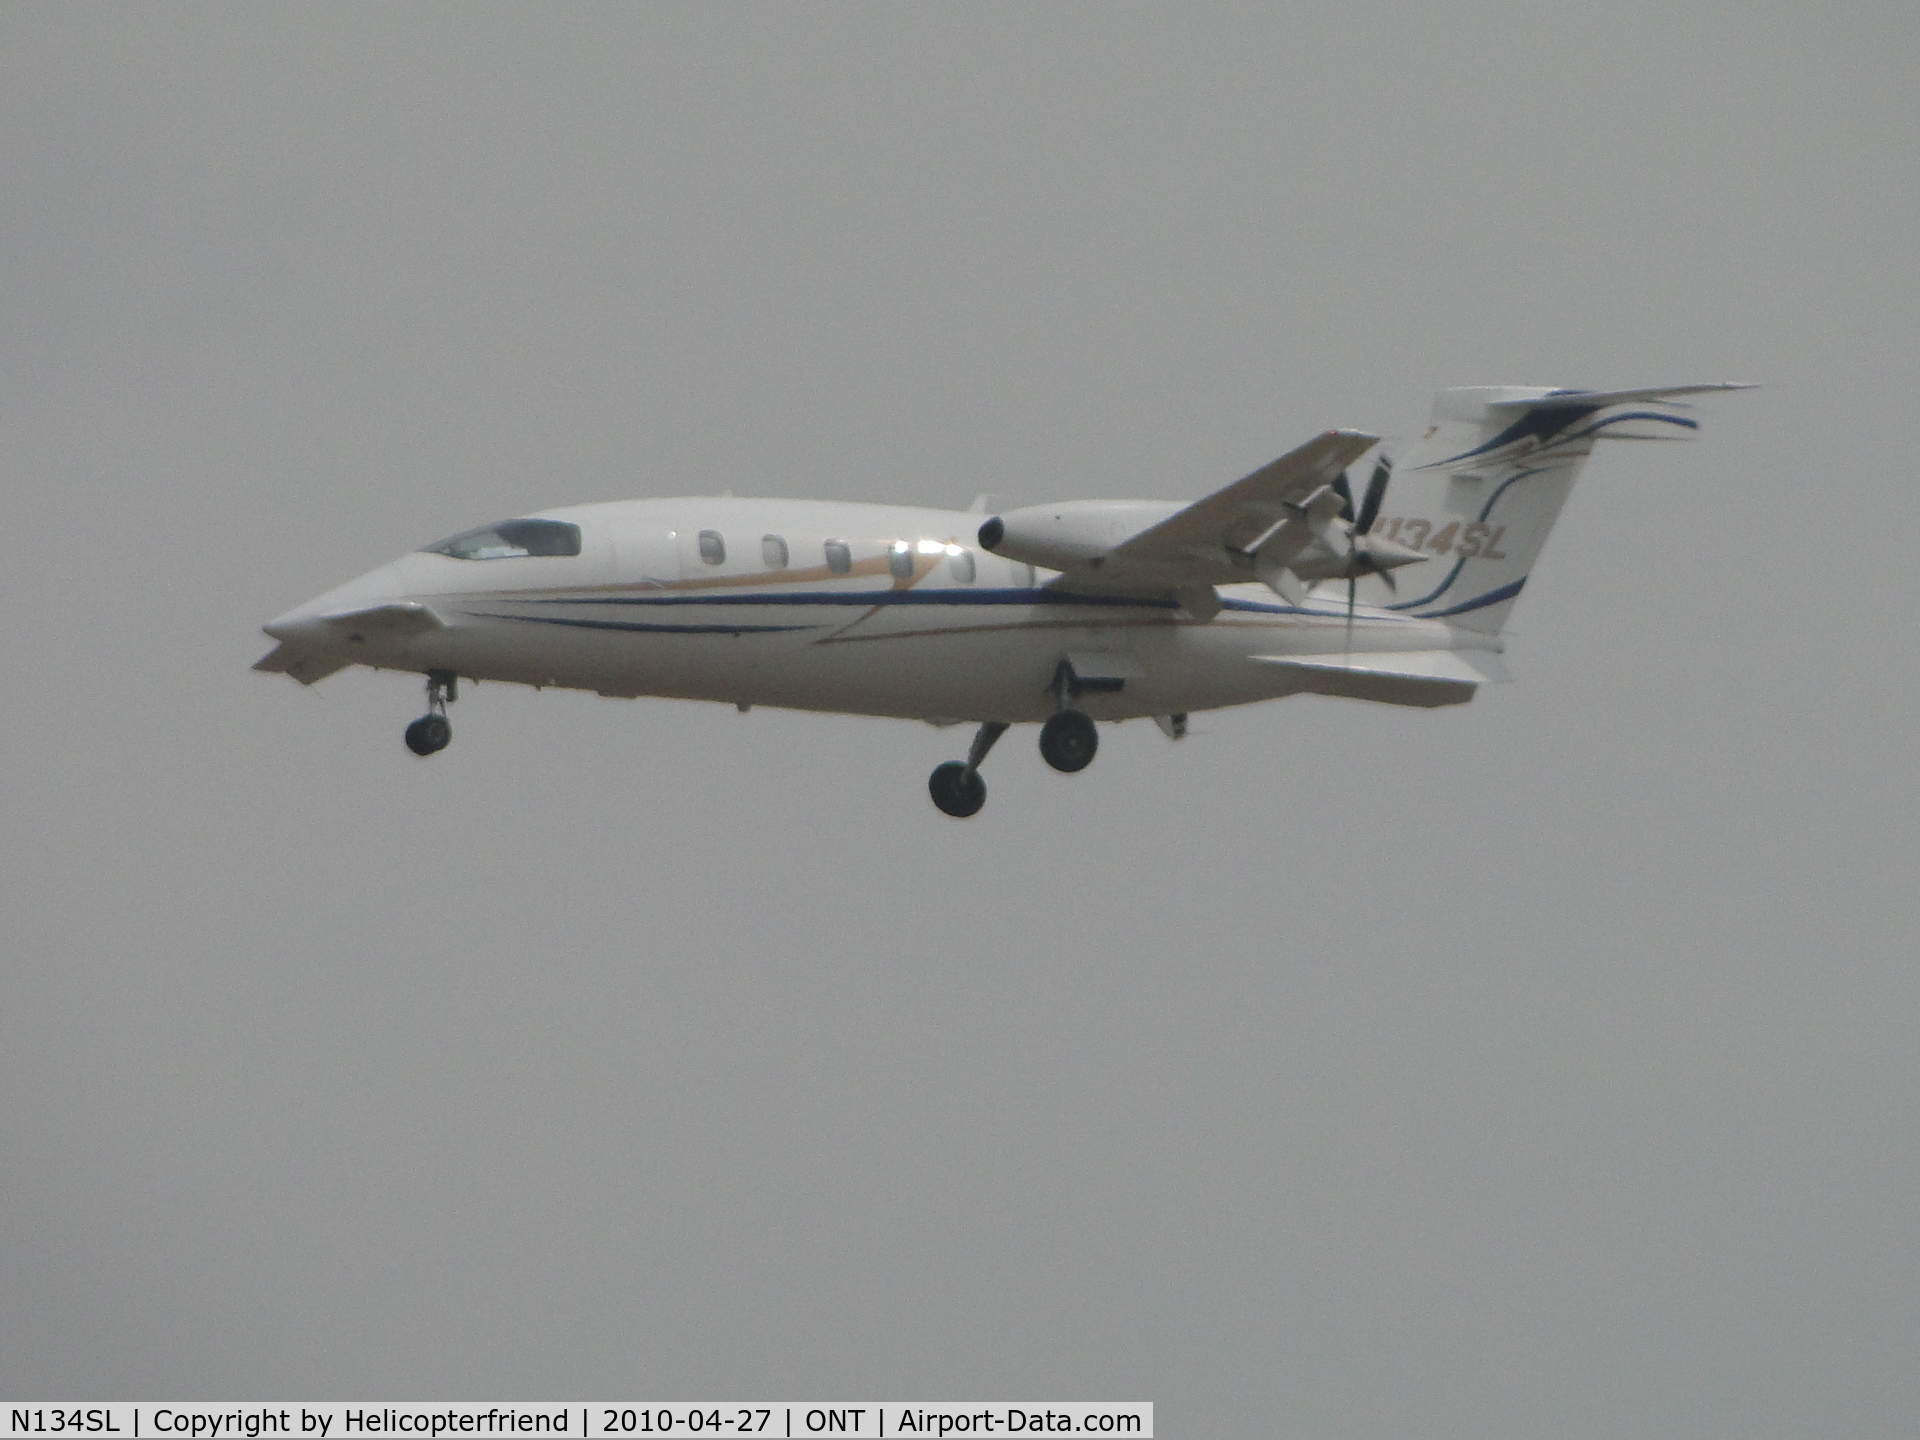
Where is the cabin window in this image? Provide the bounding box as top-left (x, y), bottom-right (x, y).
top-left (422, 518), bottom-right (582, 561)
top-left (761, 534), bottom-right (788, 570)
top-left (824, 539), bottom-right (852, 575)
top-left (888, 540), bottom-right (914, 580)
top-left (947, 546), bottom-right (976, 583)
top-left (698, 529), bottom-right (726, 565)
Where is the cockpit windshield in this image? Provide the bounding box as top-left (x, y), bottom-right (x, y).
top-left (423, 518), bottom-right (582, 560)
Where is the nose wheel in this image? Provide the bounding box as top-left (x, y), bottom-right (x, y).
top-left (928, 762), bottom-right (987, 817)
top-left (404, 714), bottom-right (451, 755)
top-left (405, 670), bottom-right (456, 756)
top-left (928, 720), bottom-right (1007, 818)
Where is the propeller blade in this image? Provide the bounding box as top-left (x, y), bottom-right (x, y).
top-left (1355, 456), bottom-right (1391, 535)
top-left (1331, 472), bottom-right (1356, 524)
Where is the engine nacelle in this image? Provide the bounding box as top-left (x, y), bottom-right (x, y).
top-left (976, 500), bottom-right (1181, 572)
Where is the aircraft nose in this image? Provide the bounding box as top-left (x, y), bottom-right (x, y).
top-left (263, 562), bottom-right (411, 639)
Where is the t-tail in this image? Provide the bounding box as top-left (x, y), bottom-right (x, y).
top-left (1351, 383), bottom-right (1751, 634)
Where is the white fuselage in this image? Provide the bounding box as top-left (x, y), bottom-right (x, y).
top-left (268, 496), bottom-right (1480, 723)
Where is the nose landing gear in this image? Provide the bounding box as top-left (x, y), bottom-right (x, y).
top-left (927, 762), bottom-right (986, 817)
top-left (404, 670), bottom-right (457, 756)
top-left (928, 720), bottom-right (1008, 818)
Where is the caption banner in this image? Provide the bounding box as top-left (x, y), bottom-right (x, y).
top-left (5, 1408), bottom-right (1151, 1440)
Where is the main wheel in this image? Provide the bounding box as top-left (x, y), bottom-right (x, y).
top-left (1038, 709), bottom-right (1098, 773)
top-left (928, 761), bottom-right (987, 817)
top-left (405, 714), bottom-right (452, 756)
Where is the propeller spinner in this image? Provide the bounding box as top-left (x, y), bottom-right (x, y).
top-left (1257, 452), bottom-right (1426, 610)
top-left (1339, 456), bottom-right (1425, 624)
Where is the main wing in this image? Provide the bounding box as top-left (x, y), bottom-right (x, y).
top-left (1092, 429), bottom-right (1379, 591)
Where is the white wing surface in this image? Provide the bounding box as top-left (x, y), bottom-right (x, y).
top-left (1252, 649), bottom-right (1512, 708)
top-left (1099, 429), bottom-right (1380, 586)
top-left (254, 601), bottom-right (445, 685)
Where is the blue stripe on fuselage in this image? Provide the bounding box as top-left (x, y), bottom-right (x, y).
top-left (473, 586), bottom-right (1429, 624)
top-left (467, 586), bottom-right (1446, 629)
top-left (466, 611), bottom-right (820, 635)
top-left (518, 587), bottom-right (1177, 610)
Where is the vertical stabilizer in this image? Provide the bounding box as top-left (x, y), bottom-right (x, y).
top-left (1347, 384), bottom-right (1748, 634)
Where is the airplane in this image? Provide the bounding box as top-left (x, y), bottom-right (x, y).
top-left (257, 382), bottom-right (1748, 816)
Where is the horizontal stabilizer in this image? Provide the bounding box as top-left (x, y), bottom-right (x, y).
top-left (1481, 382), bottom-right (1756, 410)
top-left (1252, 649), bottom-right (1509, 708)
top-left (1432, 384), bottom-right (1755, 438)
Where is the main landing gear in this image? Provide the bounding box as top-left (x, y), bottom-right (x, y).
top-left (404, 670), bottom-right (456, 756)
top-left (925, 663), bottom-right (1113, 817)
top-left (1039, 709), bottom-right (1098, 773)
top-left (1039, 656), bottom-right (1100, 773)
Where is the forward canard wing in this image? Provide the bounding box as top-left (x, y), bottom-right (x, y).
top-left (262, 600), bottom-right (444, 645)
top-left (252, 643), bottom-right (352, 685)
top-left (253, 601), bottom-right (445, 684)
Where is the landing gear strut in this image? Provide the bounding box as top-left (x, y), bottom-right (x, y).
top-left (404, 669), bottom-right (456, 756)
top-left (928, 721), bottom-right (1008, 818)
top-left (925, 660), bottom-right (1113, 814)
top-left (1039, 661), bottom-right (1100, 773)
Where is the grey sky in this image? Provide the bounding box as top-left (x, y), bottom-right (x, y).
top-left (3, 4), bottom-right (1915, 1434)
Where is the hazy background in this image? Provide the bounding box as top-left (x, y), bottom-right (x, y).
top-left (4, 4), bottom-right (1915, 1434)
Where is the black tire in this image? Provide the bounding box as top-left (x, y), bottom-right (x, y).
top-left (928, 761), bottom-right (987, 818)
top-left (1038, 709), bottom-right (1098, 773)
top-left (405, 714), bottom-right (452, 756)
